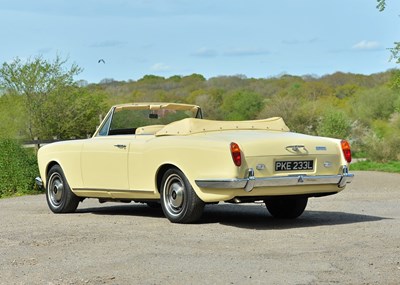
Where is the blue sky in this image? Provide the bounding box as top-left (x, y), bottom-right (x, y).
top-left (1, 0), bottom-right (400, 83)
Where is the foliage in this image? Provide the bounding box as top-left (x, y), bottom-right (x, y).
top-left (0, 94), bottom-right (25, 139)
top-left (389, 42), bottom-right (400, 64)
top-left (389, 69), bottom-right (400, 90)
top-left (376, 0), bottom-right (386, 12)
top-left (316, 109), bottom-right (351, 139)
top-left (193, 90), bottom-right (224, 120)
top-left (349, 86), bottom-right (398, 126)
top-left (0, 56), bottom-right (107, 140)
top-left (259, 94), bottom-right (320, 134)
top-left (0, 139), bottom-right (40, 198)
top-left (89, 69), bottom-right (400, 164)
top-left (0, 56), bottom-right (82, 139)
top-left (361, 114), bottom-right (400, 162)
top-left (363, 133), bottom-right (400, 162)
top-left (38, 87), bottom-right (107, 139)
top-left (221, 90), bottom-right (264, 120)
top-left (110, 70), bottom-right (400, 163)
top-left (1, 56), bottom-right (400, 166)
top-left (376, 0), bottom-right (400, 63)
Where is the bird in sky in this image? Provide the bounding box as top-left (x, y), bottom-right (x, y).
top-left (98, 59), bottom-right (105, 64)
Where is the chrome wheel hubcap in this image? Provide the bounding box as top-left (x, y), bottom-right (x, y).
top-left (163, 174), bottom-right (185, 216)
top-left (48, 173), bottom-right (64, 207)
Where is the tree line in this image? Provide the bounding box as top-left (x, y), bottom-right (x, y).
top-left (1, 56), bottom-right (400, 163)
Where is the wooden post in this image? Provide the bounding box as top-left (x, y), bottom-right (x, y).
top-left (34, 137), bottom-right (39, 149)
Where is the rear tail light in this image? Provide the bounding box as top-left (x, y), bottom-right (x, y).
top-left (341, 140), bottom-right (352, 163)
top-left (230, 142), bottom-right (242, 166)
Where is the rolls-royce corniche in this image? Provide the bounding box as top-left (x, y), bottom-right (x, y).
top-left (36, 102), bottom-right (354, 223)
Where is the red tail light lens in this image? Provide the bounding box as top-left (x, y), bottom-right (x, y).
top-left (341, 140), bottom-right (352, 163)
top-left (230, 142), bottom-right (242, 166)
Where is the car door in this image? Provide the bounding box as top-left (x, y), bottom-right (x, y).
top-left (79, 107), bottom-right (136, 192)
top-left (80, 136), bottom-right (131, 191)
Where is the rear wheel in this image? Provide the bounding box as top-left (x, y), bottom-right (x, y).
top-left (46, 165), bottom-right (79, 213)
top-left (265, 197), bottom-right (308, 219)
top-left (160, 168), bottom-right (204, 223)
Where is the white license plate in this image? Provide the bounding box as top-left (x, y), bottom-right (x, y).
top-left (275, 160), bottom-right (314, 171)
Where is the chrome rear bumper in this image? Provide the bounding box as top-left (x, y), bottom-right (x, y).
top-left (35, 177), bottom-right (43, 188)
top-left (195, 166), bottom-right (354, 192)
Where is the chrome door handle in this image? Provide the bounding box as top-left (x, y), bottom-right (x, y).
top-left (114, 144), bottom-right (127, 149)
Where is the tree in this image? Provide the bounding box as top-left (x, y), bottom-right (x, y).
top-left (377, 0), bottom-right (400, 63)
top-left (39, 87), bottom-right (107, 139)
top-left (0, 94), bottom-right (25, 139)
top-left (221, 90), bottom-right (264, 120)
top-left (0, 56), bottom-right (82, 139)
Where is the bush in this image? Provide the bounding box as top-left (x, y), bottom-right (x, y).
top-left (221, 90), bottom-right (264, 120)
top-left (317, 109), bottom-right (352, 139)
top-left (349, 87), bottom-right (398, 126)
top-left (259, 95), bottom-right (320, 134)
top-left (362, 132), bottom-right (400, 162)
top-left (0, 139), bottom-right (40, 198)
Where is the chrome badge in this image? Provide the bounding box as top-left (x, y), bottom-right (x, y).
top-left (316, 146), bottom-right (327, 151)
top-left (256, 164), bottom-right (266, 170)
top-left (323, 161), bottom-right (333, 168)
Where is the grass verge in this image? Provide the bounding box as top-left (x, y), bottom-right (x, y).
top-left (351, 160), bottom-right (400, 173)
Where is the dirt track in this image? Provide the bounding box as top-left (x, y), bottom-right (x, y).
top-left (1, 171), bottom-right (399, 285)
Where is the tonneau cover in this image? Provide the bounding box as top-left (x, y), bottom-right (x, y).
top-left (156, 117), bottom-right (289, 136)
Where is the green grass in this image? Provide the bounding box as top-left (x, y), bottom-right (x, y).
top-left (351, 160), bottom-right (400, 173)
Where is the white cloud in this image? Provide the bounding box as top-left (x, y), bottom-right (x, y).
top-left (150, 62), bottom-right (170, 71)
top-left (192, 47), bottom-right (270, 58)
top-left (352, 40), bottom-right (381, 50)
top-left (191, 48), bottom-right (218, 57)
top-left (224, 48), bottom-right (270, 57)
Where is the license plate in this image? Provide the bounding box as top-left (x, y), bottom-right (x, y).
top-left (275, 160), bottom-right (314, 171)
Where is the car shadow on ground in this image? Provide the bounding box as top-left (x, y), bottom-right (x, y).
top-left (75, 202), bottom-right (388, 230)
top-left (200, 204), bottom-right (389, 230)
top-left (76, 203), bottom-right (165, 219)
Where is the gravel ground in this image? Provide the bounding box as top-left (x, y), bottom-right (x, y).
top-left (0, 171), bottom-right (399, 285)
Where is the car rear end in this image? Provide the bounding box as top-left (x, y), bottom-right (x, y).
top-left (194, 130), bottom-right (353, 200)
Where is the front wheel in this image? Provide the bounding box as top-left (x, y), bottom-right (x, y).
top-left (265, 197), bottom-right (308, 219)
top-left (160, 168), bottom-right (205, 223)
top-left (46, 165), bottom-right (79, 213)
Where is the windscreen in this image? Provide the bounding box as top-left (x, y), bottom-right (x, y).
top-left (110, 108), bottom-right (196, 131)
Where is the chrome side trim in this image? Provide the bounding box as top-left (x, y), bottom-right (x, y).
top-left (195, 166), bottom-right (354, 192)
top-left (73, 188), bottom-right (152, 193)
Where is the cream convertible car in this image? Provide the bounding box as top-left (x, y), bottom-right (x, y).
top-left (36, 103), bottom-right (354, 223)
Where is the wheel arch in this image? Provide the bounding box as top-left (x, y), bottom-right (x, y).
top-left (155, 163), bottom-right (209, 204)
top-left (43, 161), bottom-right (61, 188)
top-left (157, 165), bottom-right (205, 223)
top-left (45, 162), bottom-right (80, 213)
top-left (156, 164), bottom-right (180, 193)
